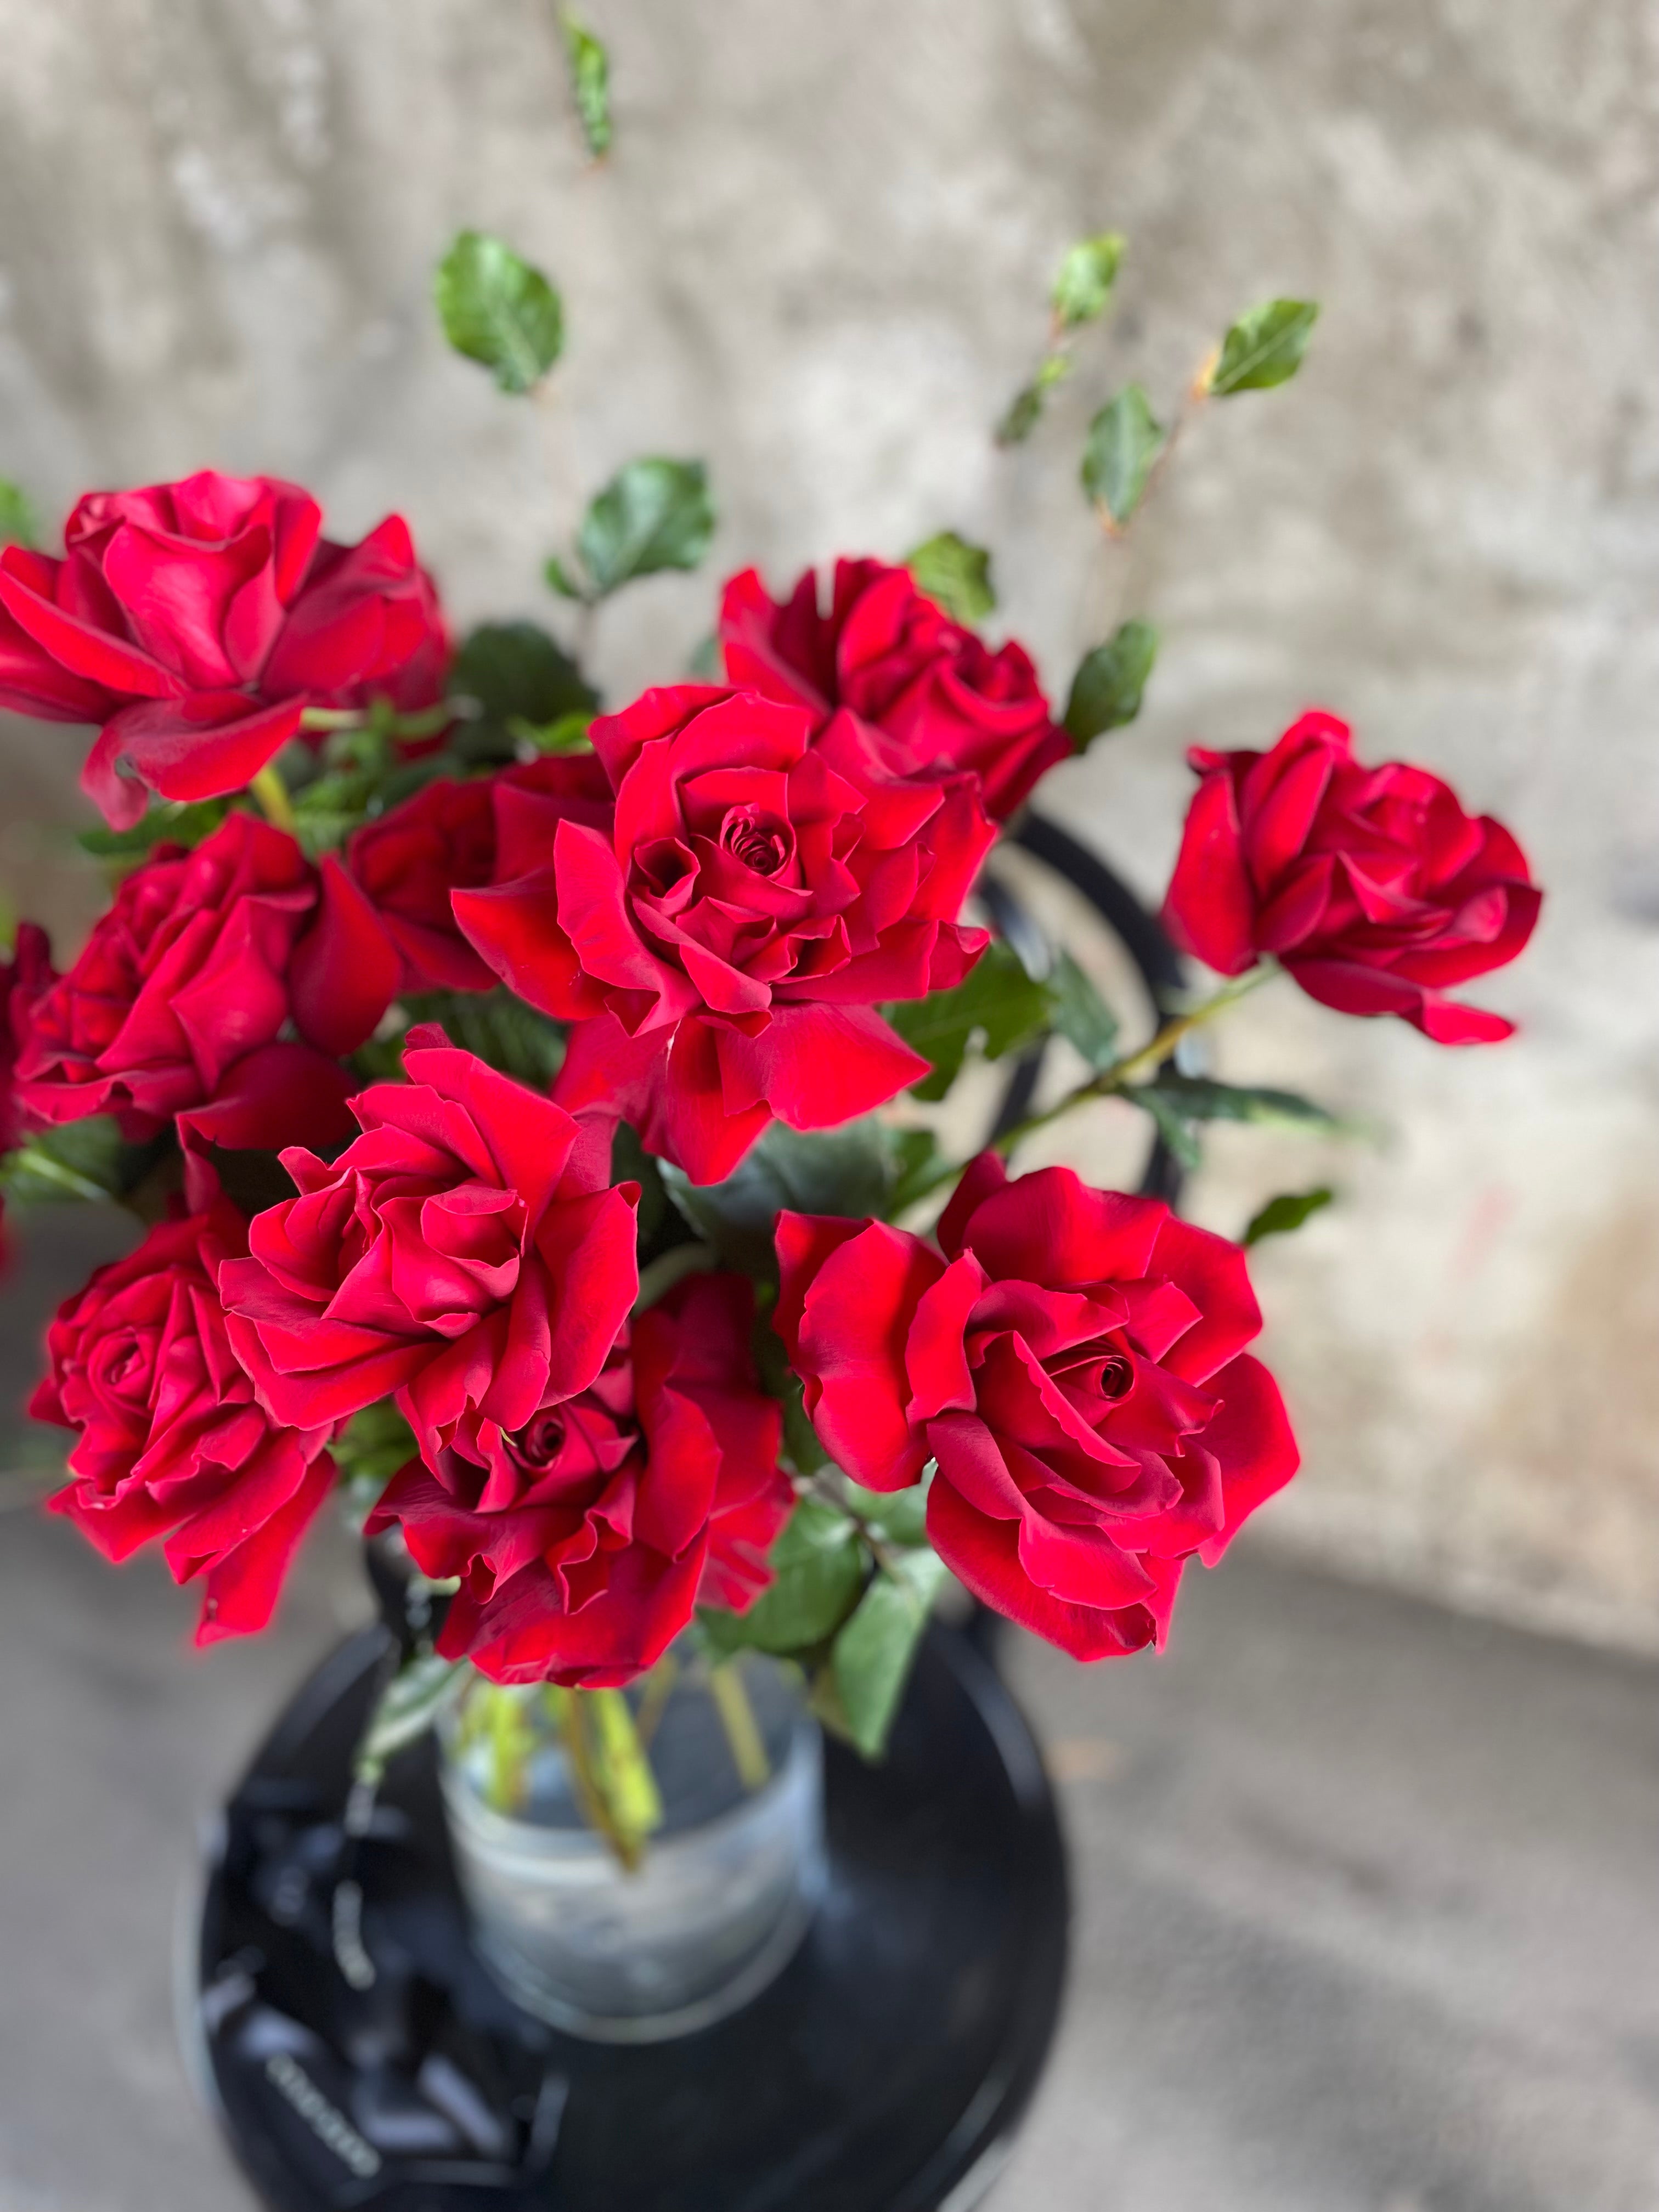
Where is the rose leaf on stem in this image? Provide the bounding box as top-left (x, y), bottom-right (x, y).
top-left (903, 532), bottom-right (996, 625)
top-left (434, 230), bottom-right (565, 395)
top-left (1205, 298), bottom-right (1320, 396)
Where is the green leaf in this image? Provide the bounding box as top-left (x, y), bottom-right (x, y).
top-left (884, 939), bottom-right (1052, 1102)
top-left (506, 710), bottom-right (594, 754)
top-left (1136, 1073), bottom-right (1341, 1131)
top-left (904, 532), bottom-right (995, 625)
top-left (0, 1118), bottom-right (156, 1206)
top-left (884, 1127), bottom-right (943, 1217)
top-left (1047, 951), bottom-right (1120, 1070)
top-left (1207, 298), bottom-right (1319, 396)
top-left (842, 1479), bottom-right (930, 1549)
top-left (573, 458), bottom-right (715, 598)
top-left (1131, 1073), bottom-right (1342, 1170)
top-left (1063, 619), bottom-right (1158, 747)
top-left (544, 554), bottom-right (586, 602)
top-left (355, 989), bottom-right (566, 1088)
top-left (334, 1400), bottom-right (419, 1489)
top-left (831, 1549), bottom-right (949, 1759)
top-left (0, 479), bottom-right (37, 548)
top-left (449, 621), bottom-right (597, 752)
top-left (434, 230), bottom-right (564, 394)
top-left (78, 797), bottom-right (232, 858)
top-left (698, 1498), bottom-right (867, 1658)
top-left (356, 1652), bottom-right (468, 1784)
top-left (995, 352), bottom-right (1071, 447)
top-left (1081, 385), bottom-right (1165, 526)
top-left (659, 1116), bottom-right (904, 1275)
top-left (1243, 1186), bottom-right (1335, 1248)
top-left (561, 10), bottom-right (612, 158)
top-left (1052, 232), bottom-right (1125, 329)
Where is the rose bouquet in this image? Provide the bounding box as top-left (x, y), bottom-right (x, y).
top-left (0, 221), bottom-right (1541, 1881)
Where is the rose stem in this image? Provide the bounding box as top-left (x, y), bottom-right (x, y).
top-left (554, 1689), bottom-right (642, 1871)
top-left (708, 1662), bottom-right (771, 1793)
top-left (249, 763), bottom-right (298, 834)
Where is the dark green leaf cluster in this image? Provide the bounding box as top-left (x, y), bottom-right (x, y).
top-left (449, 622), bottom-right (599, 752)
top-left (659, 1116), bottom-right (929, 1277)
top-left (548, 458), bottom-right (716, 603)
top-left (698, 1482), bottom-right (944, 1759)
top-left (884, 938), bottom-right (1120, 1103)
top-left (0, 1116), bottom-right (171, 1209)
top-left (354, 989), bottom-right (567, 1090)
top-left (435, 231), bottom-right (565, 394)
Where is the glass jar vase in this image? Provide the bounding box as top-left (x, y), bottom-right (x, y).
top-left (438, 1649), bottom-right (825, 2043)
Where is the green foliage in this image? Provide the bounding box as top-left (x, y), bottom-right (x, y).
top-left (995, 352), bottom-right (1071, 446)
top-left (1046, 951), bottom-right (1120, 1071)
top-left (449, 620), bottom-right (598, 751)
top-left (1063, 619), bottom-right (1158, 747)
top-left (558, 458), bottom-right (716, 600)
top-left (842, 1479), bottom-right (930, 1549)
top-left (828, 1549), bottom-right (950, 1758)
top-left (0, 478), bottom-right (37, 548)
top-left (1243, 1186), bottom-right (1335, 1248)
top-left (904, 531), bottom-right (995, 625)
top-left (1052, 232), bottom-right (1125, 329)
top-left (1207, 298), bottom-right (1319, 396)
top-left (0, 1118), bottom-right (162, 1207)
top-left (78, 797), bottom-right (232, 859)
top-left (507, 711), bottom-right (594, 755)
top-left (1130, 1073), bottom-right (1341, 1170)
top-left (884, 939), bottom-right (1053, 1102)
top-left (434, 230), bottom-right (565, 394)
top-left (1081, 385), bottom-right (1165, 526)
top-left (334, 1401), bottom-right (419, 1490)
top-left (354, 989), bottom-right (566, 1088)
top-left (660, 1116), bottom-right (906, 1274)
top-left (698, 1498), bottom-right (867, 1658)
top-left (561, 10), bottom-right (612, 158)
top-left (356, 1653), bottom-right (467, 1785)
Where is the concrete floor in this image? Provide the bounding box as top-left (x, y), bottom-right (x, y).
top-left (2, 1221), bottom-right (1658, 2210)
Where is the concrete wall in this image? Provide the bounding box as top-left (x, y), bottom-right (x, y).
top-left (2, 0), bottom-right (1655, 1649)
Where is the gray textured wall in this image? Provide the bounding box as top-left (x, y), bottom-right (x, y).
top-left (2, 0), bottom-right (1654, 1648)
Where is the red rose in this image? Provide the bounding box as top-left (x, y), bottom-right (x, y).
top-left (288, 756), bottom-right (615, 1046)
top-left (366, 1272), bottom-right (792, 1687)
top-left (720, 558), bottom-right (1070, 822)
top-left (775, 1152), bottom-right (1298, 1662)
top-left (12, 813), bottom-right (367, 1136)
top-left (1, 921), bottom-right (53, 1150)
top-left (218, 1026), bottom-right (639, 1469)
top-left (452, 685), bottom-right (994, 1184)
top-left (1163, 711), bottom-right (1542, 1043)
top-left (35, 1206), bottom-right (336, 1644)
top-left (0, 471), bottom-right (447, 830)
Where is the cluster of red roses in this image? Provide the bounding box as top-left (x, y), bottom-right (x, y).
top-left (0, 470), bottom-right (1542, 1688)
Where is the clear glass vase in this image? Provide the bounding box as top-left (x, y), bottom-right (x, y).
top-left (437, 1649), bottom-right (825, 2042)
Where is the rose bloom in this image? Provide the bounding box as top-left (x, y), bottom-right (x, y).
top-left (775, 1153), bottom-right (1298, 1661)
top-left (36, 1207), bottom-right (337, 1644)
top-left (1163, 710), bottom-right (1542, 1043)
top-left (453, 684), bottom-right (994, 1184)
top-left (367, 1272), bottom-right (792, 1687)
top-left (0, 920), bottom-right (52, 1147)
top-left (287, 757), bottom-right (615, 1054)
top-left (219, 1026), bottom-right (639, 1470)
top-left (13, 812), bottom-right (364, 1135)
top-left (720, 557), bottom-right (1071, 822)
top-left (0, 470), bottom-right (447, 829)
